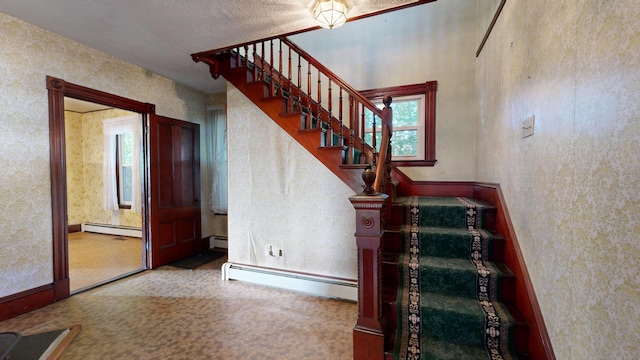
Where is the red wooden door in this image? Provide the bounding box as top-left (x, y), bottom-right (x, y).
top-left (149, 114), bottom-right (203, 268)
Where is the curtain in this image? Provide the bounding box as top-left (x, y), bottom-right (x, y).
top-left (206, 105), bottom-right (228, 214)
top-left (103, 114), bottom-right (142, 214)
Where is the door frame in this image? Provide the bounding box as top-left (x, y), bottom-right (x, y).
top-left (47, 76), bottom-right (155, 301)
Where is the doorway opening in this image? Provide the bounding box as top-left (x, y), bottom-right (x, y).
top-left (47, 76), bottom-right (155, 301)
top-left (64, 97), bottom-right (145, 294)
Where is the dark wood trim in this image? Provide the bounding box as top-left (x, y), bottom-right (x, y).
top-left (0, 284), bottom-right (55, 322)
top-left (47, 76), bottom-right (69, 301)
top-left (473, 183), bottom-right (555, 360)
top-left (46, 76), bottom-right (155, 304)
top-left (191, 1), bottom-right (438, 60)
top-left (392, 160), bottom-right (437, 167)
top-left (68, 224), bottom-right (82, 233)
top-left (350, 194), bottom-right (388, 360)
top-left (391, 167), bottom-right (474, 198)
top-left (360, 81), bottom-right (438, 166)
top-left (476, 0), bottom-right (507, 57)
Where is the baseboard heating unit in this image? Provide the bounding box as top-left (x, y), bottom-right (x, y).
top-left (221, 262), bottom-right (357, 301)
top-left (81, 223), bottom-right (142, 238)
top-left (210, 236), bottom-right (228, 249)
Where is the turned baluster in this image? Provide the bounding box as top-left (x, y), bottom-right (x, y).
top-left (307, 62), bottom-right (312, 129)
top-left (287, 45), bottom-right (293, 112)
top-left (328, 79), bottom-right (333, 145)
top-left (252, 43), bottom-right (258, 82)
top-left (338, 87), bottom-right (344, 147)
top-left (349, 95), bottom-right (356, 139)
top-left (317, 69), bottom-right (322, 126)
top-left (269, 40), bottom-right (275, 96)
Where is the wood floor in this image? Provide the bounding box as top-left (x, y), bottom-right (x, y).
top-left (68, 232), bottom-right (144, 293)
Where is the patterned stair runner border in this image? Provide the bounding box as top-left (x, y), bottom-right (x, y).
top-left (396, 197), bottom-right (514, 360)
top-left (457, 197), bottom-right (513, 360)
top-left (397, 196), bottom-right (421, 360)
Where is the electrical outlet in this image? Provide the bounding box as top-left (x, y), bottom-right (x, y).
top-left (522, 115), bottom-right (535, 138)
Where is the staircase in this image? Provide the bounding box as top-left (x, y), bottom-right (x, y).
top-left (192, 37), bottom-right (552, 360)
top-left (192, 37), bottom-right (392, 193)
top-left (384, 196), bottom-right (528, 359)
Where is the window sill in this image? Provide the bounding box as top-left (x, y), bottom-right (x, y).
top-left (392, 159), bottom-right (437, 167)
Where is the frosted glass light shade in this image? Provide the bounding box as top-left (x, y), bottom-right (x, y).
top-left (313, 0), bottom-right (349, 29)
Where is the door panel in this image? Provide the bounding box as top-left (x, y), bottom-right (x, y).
top-left (149, 114), bottom-right (202, 267)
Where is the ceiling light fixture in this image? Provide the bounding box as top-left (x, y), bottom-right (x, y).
top-left (313, 0), bottom-right (349, 29)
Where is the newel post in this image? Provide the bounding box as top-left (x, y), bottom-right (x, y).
top-left (350, 191), bottom-right (388, 360)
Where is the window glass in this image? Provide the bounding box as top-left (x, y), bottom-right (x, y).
top-left (117, 133), bottom-right (133, 206)
top-left (363, 95), bottom-right (424, 160)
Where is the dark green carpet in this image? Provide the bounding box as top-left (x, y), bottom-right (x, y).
top-left (393, 197), bottom-right (516, 360)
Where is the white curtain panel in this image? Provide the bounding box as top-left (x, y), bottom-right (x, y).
top-left (206, 105), bottom-right (228, 214)
top-left (102, 114), bottom-right (143, 214)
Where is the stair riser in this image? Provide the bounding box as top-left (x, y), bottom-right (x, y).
top-left (421, 267), bottom-right (483, 299)
top-left (421, 231), bottom-right (496, 260)
top-left (423, 307), bottom-right (521, 352)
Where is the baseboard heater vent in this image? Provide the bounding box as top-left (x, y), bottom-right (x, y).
top-left (210, 236), bottom-right (228, 249)
top-left (81, 223), bottom-right (142, 238)
top-left (221, 262), bottom-right (357, 301)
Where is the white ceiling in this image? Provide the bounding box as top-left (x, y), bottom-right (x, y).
top-left (0, 0), bottom-right (424, 94)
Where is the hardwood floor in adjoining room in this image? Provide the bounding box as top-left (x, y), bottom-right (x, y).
top-left (0, 257), bottom-right (357, 359)
top-left (68, 232), bottom-right (144, 293)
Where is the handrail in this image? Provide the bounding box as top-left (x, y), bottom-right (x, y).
top-left (373, 124), bottom-right (390, 193)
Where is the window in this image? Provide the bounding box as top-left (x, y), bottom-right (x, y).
top-left (360, 81), bottom-right (437, 166)
top-left (364, 95), bottom-right (425, 161)
top-left (102, 114), bottom-right (141, 214)
top-left (116, 133), bottom-right (133, 208)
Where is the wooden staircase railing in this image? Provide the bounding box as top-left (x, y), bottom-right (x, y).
top-left (193, 37), bottom-right (393, 182)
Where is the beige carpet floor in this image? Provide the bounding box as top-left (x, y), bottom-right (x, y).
top-left (0, 256), bottom-right (357, 359)
top-left (68, 232), bottom-right (144, 293)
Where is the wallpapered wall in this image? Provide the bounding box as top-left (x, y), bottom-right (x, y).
top-left (0, 12), bottom-right (211, 297)
top-left (226, 84), bottom-right (357, 279)
top-left (65, 109), bottom-right (142, 228)
top-left (291, 0), bottom-right (478, 181)
top-left (476, 1), bottom-right (640, 359)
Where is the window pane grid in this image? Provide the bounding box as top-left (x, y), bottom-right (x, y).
top-left (117, 133), bottom-right (133, 206)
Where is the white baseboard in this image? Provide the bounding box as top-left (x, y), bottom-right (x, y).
top-left (221, 262), bottom-right (357, 301)
top-left (210, 236), bottom-right (228, 249)
top-left (81, 223), bottom-right (142, 238)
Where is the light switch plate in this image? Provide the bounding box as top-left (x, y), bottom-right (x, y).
top-left (522, 115), bottom-right (535, 138)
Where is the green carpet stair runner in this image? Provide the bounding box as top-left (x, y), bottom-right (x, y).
top-left (392, 197), bottom-right (517, 360)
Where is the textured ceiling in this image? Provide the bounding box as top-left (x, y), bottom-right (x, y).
top-left (0, 0), bottom-right (424, 94)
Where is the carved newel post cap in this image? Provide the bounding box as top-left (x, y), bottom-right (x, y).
top-left (361, 164), bottom-right (376, 195)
